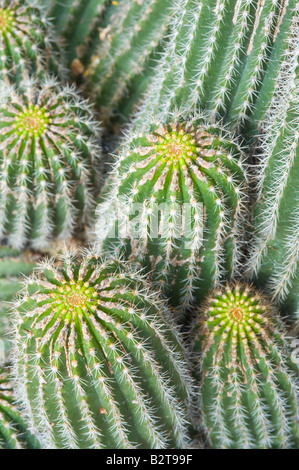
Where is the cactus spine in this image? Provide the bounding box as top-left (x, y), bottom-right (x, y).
top-left (194, 284), bottom-right (299, 449)
top-left (247, 11), bottom-right (299, 323)
top-left (0, 76), bottom-right (101, 250)
top-left (0, 0), bottom-right (65, 83)
top-left (96, 113), bottom-right (247, 308)
top-left (0, 246), bottom-right (37, 361)
top-left (11, 248), bottom-right (192, 449)
top-left (0, 365), bottom-right (40, 448)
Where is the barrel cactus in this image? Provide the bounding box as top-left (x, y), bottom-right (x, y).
top-left (0, 246), bottom-right (37, 362)
top-left (0, 365), bottom-right (39, 449)
top-left (194, 284), bottom-right (299, 449)
top-left (0, 0), bottom-right (65, 83)
top-left (10, 247), bottom-right (192, 449)
top-left (0, 76), bottom-right (101, 250)
top-left (95, 113), bottom-right (247, 308)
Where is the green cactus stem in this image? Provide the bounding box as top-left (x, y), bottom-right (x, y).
top-left (0, 365), bottom-right (40, 448)
top-left (42, 0), bottom-right (107, 66)
top-left (0, 0), bottom-right (65, 83)
top-left (193, 284), bottom-right (299, 449)
top-left (0, 246), bottom-right (37, 361)
top-left (246, 18), bottom-right (298, 325)
top-left (83, 0), bottom-right (175, 124)
top-left (95, 112), bottom-right (247, 309)
top-left (10, 247), bottom-right (193, 449)
top-left (133, 0), bottom-right (297, 139)
top-left (0, 76), bottom-right (101, 250)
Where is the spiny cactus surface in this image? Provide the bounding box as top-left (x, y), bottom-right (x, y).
top-left (0, 365), bottom-right (39, 449)
top-left (194, 284), bottom-right (299, 449)
top-left (0, 76), bottom-right (101, 250)
top-left (42, 0), bottom-right (107, 66)
top-left (0, 246), bottom-right (36, 361)
top-left (0, 0), bottom-right (65, 83)
top-left (84, 0), bottom-right (175, 123)
top-left (247, 22), bottom-right (298, 324)
top-left (11, 248), bottom-right (192, 449)
top-left (96, 113), bottom-right (247, 309)
top-left (134, 0), bottom-right (297, 138)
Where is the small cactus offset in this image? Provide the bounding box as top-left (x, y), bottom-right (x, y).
top-left (0, 245), bottom-right (37, 361)
top-left (96, 112), bottom-right (247, 308)
top-left (193, 284), bottom-right (299, 449)
top-left (0, 76), bottom-right (101, 250)
top-left (247, 18), bottom-right (299, 323)
top-left (0, 0), bottom-right (65, 83)
top-left (84, 0), bottom-right (175, 124)
top-left (0, 365), bottom-right (40, 449)
top-left (11, 248), bottom-right (192, 449)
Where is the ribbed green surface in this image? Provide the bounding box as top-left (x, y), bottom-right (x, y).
top-left (11, 248), bottom-right (192, 449)
top-left (0, 0), bottom-right (65, 83)
top-left (42, 0), bottom-right (108, 64)
top-left (194, 284), bottom-right (299, 449)
top-left (84, 0), bottom-right (175, 123)
top-left (96, 114), bottom-right (247, 308)
top-left (0, 246), bottom-right (36, 361)
top-left (0, 365), bottom-right (40, 449)
top-left (134, 0), bottom-right (297, 140)
top-left (247, 21), bottom-right (298, 325)
top-left (0, 76), bottom-right (101, 250)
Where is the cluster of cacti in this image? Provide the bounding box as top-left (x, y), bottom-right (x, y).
top-left (11, 248), bottom-right (192, 449)
top-left (0, 246), bottom-right (37, 360)
top-left (193, 284), bottom-right (299, 449)
top-left (96, 112), bottom-right (247, 308)
top-left (0, 0), bottom-right (297, 451)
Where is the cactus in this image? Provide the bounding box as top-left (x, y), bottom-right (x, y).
top-left (193, 283), bottom-right (299, 449)
top-left (133, 0), bottom-right (298, 139)
top-left (10, 247), bottom-right (192, 449)
top-left (246, 18), bottom-right (299, 324)
top-left (95, 112), bottom-right (247, 309)
top-left (0, 75), bottom-right (101, 250)
top-left (0, 0), bottom-right (65, 84)
top-left (0, 364), bottom-right (40, 448)
top-left (42, 0), bottom-right (107, 66)
top-left (0, 246), bottom-right (37, 362)
top-left (83, 0), bottom-right (175, 124)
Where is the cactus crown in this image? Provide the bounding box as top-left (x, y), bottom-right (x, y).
top-left (195, 283), bottom-right (299, 449)
top-left (0, 76), bottom-right (101, 249)
top-left (0, 6), bottom-right (14, 33)
top-left (14, 104), bottom-right (50, 137)
top-left (206, 284), bottom-right (269, 333)
top-left (11, 248), bottom-right (192, 449)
